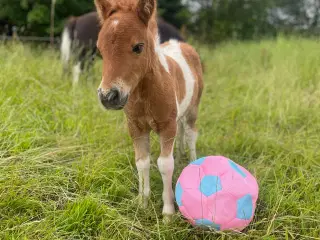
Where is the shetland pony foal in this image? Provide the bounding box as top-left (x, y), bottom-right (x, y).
top-left (95, 0), bottom-right (203, 218)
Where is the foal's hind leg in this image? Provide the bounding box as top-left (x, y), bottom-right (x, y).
top-left (129, 123), bottom-right (151, 208)
top-left (185, 108), bottom-right (199, 161)
top-left (176, 118), bottom-right (186, 161)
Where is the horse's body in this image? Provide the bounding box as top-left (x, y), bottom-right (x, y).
top-left (60, 12), bottom-right (100, 84)
top-left (60, 11), bottom-right (185, 85)
top-left (95, 0), bottom-right (203, 219)
top-left (157, 17), bottom-right (184, 42)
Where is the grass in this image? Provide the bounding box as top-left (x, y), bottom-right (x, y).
top-left (0, 37), bottom-right (319, 239)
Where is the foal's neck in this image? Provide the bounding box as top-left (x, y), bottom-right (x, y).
top-left (127, 41), bottom-right (177, 121)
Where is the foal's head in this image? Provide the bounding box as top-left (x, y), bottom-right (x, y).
top-left (95, 0), bottom-right (157, 110)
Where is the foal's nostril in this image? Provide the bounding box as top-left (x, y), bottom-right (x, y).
top-left (98, 88), bottom-right (121, 107)
top-left (98, 87), bottom-right (126, 109)
top-left (107, 89), bottom-right (119, 103)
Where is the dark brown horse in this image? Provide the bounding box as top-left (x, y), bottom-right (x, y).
top-left (60, 11), bottom-right (184, 85)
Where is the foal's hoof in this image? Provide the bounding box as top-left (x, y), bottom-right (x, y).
top-left (138, 194), bottom-right (148, 208)
top-left (162, 214), bottom-right (173, 224)
top-left (162, 204), bottom-right (175, 224)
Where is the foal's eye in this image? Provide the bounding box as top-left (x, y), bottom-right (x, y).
top-left (109, 9), bottom-right (117, 17)
top-left (132, 43), bottom-right (144, 55)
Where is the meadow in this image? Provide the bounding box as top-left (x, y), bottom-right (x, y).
top-left (0, 37), bottom-right (319, 239)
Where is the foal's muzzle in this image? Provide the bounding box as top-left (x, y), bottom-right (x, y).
top-left (98, 87), bottom-right (128, 110)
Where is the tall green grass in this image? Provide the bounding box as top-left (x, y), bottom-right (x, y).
top-left (0, 38), bottom-right (319, 239)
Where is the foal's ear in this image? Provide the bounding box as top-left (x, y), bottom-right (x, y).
top-left (137, 0), bottom-right (155, 25)
top-left (94, 0), bottom-right (112, 23)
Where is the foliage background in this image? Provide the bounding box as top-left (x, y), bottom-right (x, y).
top-left (0, 0), bottom-right (319, 43)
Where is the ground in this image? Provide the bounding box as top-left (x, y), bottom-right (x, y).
top-left (0, 37), bottom-right (319, 239)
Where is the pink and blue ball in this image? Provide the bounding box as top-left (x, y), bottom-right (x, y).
top-left (175, 156), bottom-right (259, 231)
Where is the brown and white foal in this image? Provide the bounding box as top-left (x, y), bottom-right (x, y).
top-left (94, 0), bottom-right (203, 218)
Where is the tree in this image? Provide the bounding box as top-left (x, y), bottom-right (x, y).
top-left (270, 0), bottom-right (320, 34)
top-left (4, 0), bottom-right (318, 43)
top-left (0, 0), bottom-right (94, 36)
top-left (188, 0), bottom-right (276, 43)
top-left (158, 0), bottom-right (191, 29)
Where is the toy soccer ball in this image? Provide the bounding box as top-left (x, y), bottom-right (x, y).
top-left (175, 156), bottom-right (259, 231)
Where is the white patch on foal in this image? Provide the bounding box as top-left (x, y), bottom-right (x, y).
top-left (175, 95), bottom-right (180, 120)
top-left (136, 157), bottom-right (150, 207)
top-left (157, 154), bottom-right (175, 215)
top-left (161, 40), bottom-right (196, 119)
top-left (154, 35), bottom-right (169, 73)
top-left (113, 19), bottom-right (119, 26)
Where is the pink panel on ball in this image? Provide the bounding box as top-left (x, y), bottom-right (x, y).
top-left (220, 170), bottom-right (251, 198)
top-left (240, 166), bottom-right (259, 202)
top-left (178, 164), bottom-right (203, 190)
top-left (206, 191), bottom-right (237, 225)
top-left (221, 217), bottom-right (253, 231)
top-left (178, 205), bottom-right (193, 221)
top-left (181, 188), bottom-right (209, 220)
top-left (178, 206), bottom-right (197, 226)
top-left (201, 156), bottom-right (231, 176)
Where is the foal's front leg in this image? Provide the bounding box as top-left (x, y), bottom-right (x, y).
top-left (130, 126), bottom-right (151, 208)
top-left (157, 121), bottom-right (176, 217)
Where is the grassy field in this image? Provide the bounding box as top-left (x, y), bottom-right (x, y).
top-left (0, 38), bottom-right (319, 239)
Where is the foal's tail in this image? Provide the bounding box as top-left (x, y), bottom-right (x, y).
top-left (60, 16), bottom-right (77, 72)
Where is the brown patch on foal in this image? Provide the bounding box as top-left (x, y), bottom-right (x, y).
top-left (180, 43), bottom-right (204, 107)
top-left (165, 56), bottom-right (186, 104)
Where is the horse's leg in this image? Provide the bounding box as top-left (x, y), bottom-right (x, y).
top-left (89, 47), bottom-right (97, 69)
top-left (185, 107), bottom-right (199, 161)
top-left (72, 48), bottom-right (86, 86)
top-left (62, 55), bottom-right (70, 76)
top-left (72, 61), bottom-right (82, 85)
top-left (60, 29), bottom-right (72, 77)
top-left (129, 123), bottom-right (151, 208)
top-left (85, 48), bottom-right (97, 82)
top-left (157, 121), bottom-right (176, 219)
top-left (176, 118), bottom-right (185, 162)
